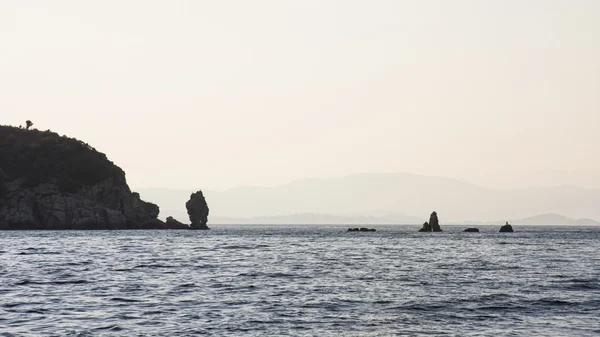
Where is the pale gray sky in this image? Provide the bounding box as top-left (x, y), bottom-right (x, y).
top-left (1, 0), bottom-right (599, 190)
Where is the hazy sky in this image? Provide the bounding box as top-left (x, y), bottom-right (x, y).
top-left (1, 0), bottom-right (599, 190)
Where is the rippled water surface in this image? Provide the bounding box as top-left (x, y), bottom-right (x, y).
top-left (1, 225), bottom-right (599, 336)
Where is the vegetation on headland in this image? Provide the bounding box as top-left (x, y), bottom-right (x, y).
top-left (0, 124), bottom-right (122, 194)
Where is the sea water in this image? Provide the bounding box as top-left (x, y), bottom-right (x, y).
top-left (1, 225), bottom-right (599, 336)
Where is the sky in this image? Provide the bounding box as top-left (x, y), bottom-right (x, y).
top-left (1, 0), bottom-right (599, 190)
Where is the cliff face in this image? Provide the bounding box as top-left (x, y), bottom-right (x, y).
top-left (0, 177), bottom-right (166, 229)
top-left (0, 125), bottom-right (186, 229)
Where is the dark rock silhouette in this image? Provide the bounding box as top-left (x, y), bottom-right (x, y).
top-left (348, 227), bottom-right (376, 232)
top-left (0, 125), bottom-right (186, 230)
top-left (430, 211), bottom-right (442, 232)
top-left (0, 168), bottom-right (7, 197)
top-left (464, 228), bottom-right (480, 232)
top-left (418, 222), bottom-right (431, 232)
top-left (186, 191), bottom-right (210, 230)
top-left (419, 212), bottom-right (442, 232)
top-left (499, 222), bottom-right (514, 232)
top-left (166, 216), bottom-right (187, 229)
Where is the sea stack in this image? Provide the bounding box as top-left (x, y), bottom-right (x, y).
top-left (499, 222), bottom-right (514, 232)
top-left (418, 211), bottom-right (442, 232)
top-left (430, 211), bottom-right (442, 232)
top-left (186, 190), bottom-right (210, 230)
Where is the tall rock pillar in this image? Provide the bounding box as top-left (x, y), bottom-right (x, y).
top-left (186, 190), bottom-right (210, 230)
top-left (429, 211), bottom-right (442, 232)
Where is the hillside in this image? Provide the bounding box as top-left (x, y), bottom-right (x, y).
top-left (0, 125), bottom-right (123, 194)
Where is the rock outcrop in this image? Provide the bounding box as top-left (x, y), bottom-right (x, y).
top-left (186, 191), bottom-right (210, 230)
top-left (464, 228), bottom-right (480, 232)
top-left (418, 211), bottom-right (442, 232)
top-left (166, 216), bottom-right (187, 229)
top-left (429, 211), bottom-right (442, 232)
top-left (418, 222), bottom-right (431, 232)
top-left (499, 222), bottom-right (514, 232)
top-left (347, 227), bottom-right (376, 232)
top-left (0, 125), bottom-right (186, 230)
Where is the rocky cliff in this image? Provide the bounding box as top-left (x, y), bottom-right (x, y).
top-left (0, 125), bottom-right (188, 230)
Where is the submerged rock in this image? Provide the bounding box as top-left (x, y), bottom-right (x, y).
top-left (186, 191), bottom-right (210, 230)
top-left (348, 227), bottom-right (376, 232)
top-left (464, 228), bottom-right (480, 232)
top-left (499, 222), bottom-right (514, 232)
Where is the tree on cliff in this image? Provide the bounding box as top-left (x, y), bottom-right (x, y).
top-left (26, 120), bottom-right (33, 130)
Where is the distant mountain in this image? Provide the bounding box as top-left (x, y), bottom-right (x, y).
top-left (136, 173), bottom-right (600, 223)
top-left (467, 170), bottom-right (600, 190)
top-left (209, 213), bottom-right (422, 225)
top-left (512, 214), bottom-right (600, 225)
top-left (466, 213), bottom-right (600, 226)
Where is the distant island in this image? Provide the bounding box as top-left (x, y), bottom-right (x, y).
top-left (0, 124), bottom-right (208, 230)
top-left (512, 214), bottom-right (600, 225)
top-left (466, 214), bottom-right (600, 226)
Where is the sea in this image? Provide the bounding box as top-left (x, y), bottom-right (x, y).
top-left (1, 225), bottom-right (599, 336)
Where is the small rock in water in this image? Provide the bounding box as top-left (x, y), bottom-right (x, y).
top-left (347, 227), bottom-right (375, 232)
top-left (499, 222), bottom-right (514, 232)
top-left (464, 228), bottom-right (480, 232)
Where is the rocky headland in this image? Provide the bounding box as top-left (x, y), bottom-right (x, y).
top-left (0, 125), bottom-right (207, 230)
